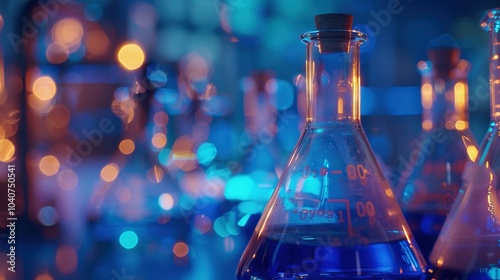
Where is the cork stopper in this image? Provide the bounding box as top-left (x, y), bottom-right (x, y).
top-left (426, 34), bottom-right (460, 79)
top-left (314, 13), bottom-right (353, 53)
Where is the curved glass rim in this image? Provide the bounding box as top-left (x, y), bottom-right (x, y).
top-left (300, 30), bottom-right (367, 44)
top-left (480, 8), bottom-right (500, 31)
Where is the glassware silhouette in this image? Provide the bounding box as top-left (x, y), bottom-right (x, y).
top-left (395, 34), bottom-right (478, 259)
top-left (86, 78), bottom-right (189, 279)
top-left (427, 8), bottom-right (500, 279)
top-left (236, 13), bottom-right (426, 280)
top-left (224, 71), bottom-right (282, 237)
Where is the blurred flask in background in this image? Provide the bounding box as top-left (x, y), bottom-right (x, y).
top-left (427, 8), bottom-right (500, 279)
top-left (396, 34), bottom-right (478, 259)
top-left (224, 71), bottom-right (281, 238)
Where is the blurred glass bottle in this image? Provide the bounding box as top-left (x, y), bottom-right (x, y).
top-left (396, 34), bottom-right (478, 259)
top-left (427, 8), bottom-right (500, 279)
top-left (224, 71), bottom-right (281, 237)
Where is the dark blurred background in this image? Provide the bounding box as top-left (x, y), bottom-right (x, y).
top-left (0, 0), bottom-right (495, 279)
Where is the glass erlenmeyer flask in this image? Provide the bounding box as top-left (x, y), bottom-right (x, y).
top-left (396, 35), bottom-right (478, 259)
top-left (428, 8), bottom-right (500, 279)
top-left (85, 78), bottom-right (189, 279)
top-left (236, 13), bottom-right (426, 280)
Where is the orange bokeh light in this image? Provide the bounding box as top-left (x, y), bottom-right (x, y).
top-left (151, 133), bottom-right (167, 149)
top-left (32, 76), bottom-right (57, 101)
top-left (119, 139), bottom-right (135, 155)
top-left (117, 43), bottom-right (145, 70)
top-left (52, 18), bottom-right (84, 50)
top-left (101, 163), bottom-right (119, 182)
top-left (39, 155), bottom-right (60, 176)
top-left (0, 139), bottom-right (15, 162)
top-left (173, 242), bottom-right (189, 258)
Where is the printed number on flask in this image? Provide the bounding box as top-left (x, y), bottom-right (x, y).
top-left (302, 164), bottom-right (368, 186)
top-left (347, 164), bottom-right (368, 185)
top-left (293, 209), bottom-right (346, 223)
top-left (355, 201), bottom-right (375, 217)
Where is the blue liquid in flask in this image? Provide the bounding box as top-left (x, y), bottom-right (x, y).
top-left (237, 224), bottom-right (424, 280)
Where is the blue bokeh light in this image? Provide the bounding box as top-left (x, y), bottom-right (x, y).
top-left (225, 175), bottom-right (256, 201)
top-left (38, 206), bottom-right (58, 226)
top-left (119, 230), bottom-right (139, 249)
top-left (158, 148), bottom-right (172, 166)
top-left (197, 142), bottom-right (217, 166)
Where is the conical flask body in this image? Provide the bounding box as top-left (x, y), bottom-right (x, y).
top-left (236, 122), bottom-right (426, 279)
top-left (398, 129), bottom-right (476, 259)
top-left (429, 124), bottom-right (500, 278)
top-left (397, 38), bottom-right (477, 259)
top-left (236, 16), bottom-right (426, 279)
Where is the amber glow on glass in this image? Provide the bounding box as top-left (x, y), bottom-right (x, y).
top-left (421, 83), bottom-right (433, 110)
top-left (147, 165), bottom-right (164, 183)
top-left (454, 82), bottom-right (466, 114)
top-left (337, 97), bottom-right (344, 115)
top-left (466, 145), bottom-right (479, 162)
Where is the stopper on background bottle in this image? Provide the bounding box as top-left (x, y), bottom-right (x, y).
top-left (426, 34), bottom-right (461, 79)
top-left (314, 13), bottom-right (353, 53)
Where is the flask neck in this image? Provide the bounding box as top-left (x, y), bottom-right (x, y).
top-left (419, 60), bottom-right (470, 131)
top-left (482, 10), bottom-right (500, 122)
top-left (303, 31), bottom-right (364, 124)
